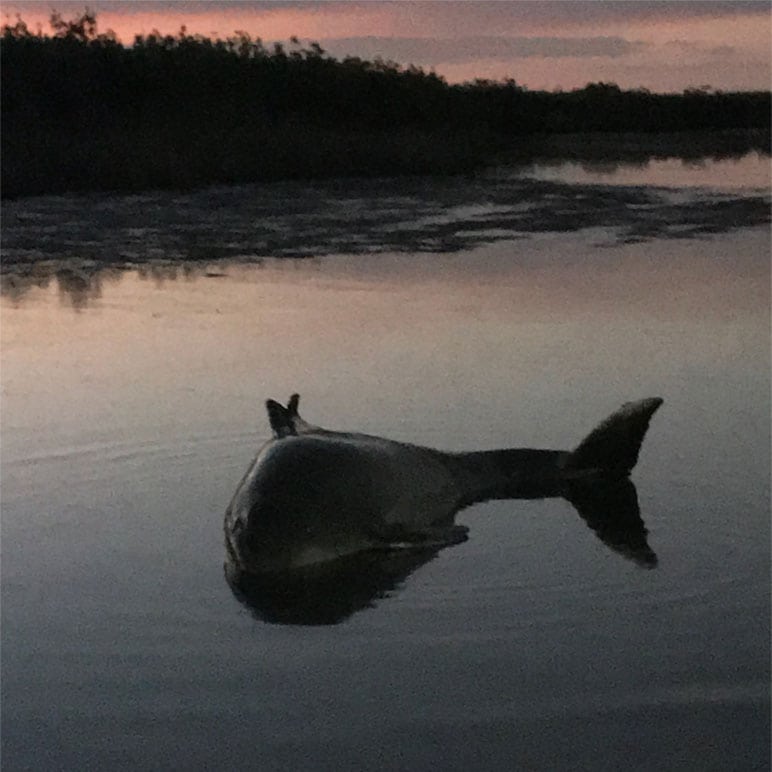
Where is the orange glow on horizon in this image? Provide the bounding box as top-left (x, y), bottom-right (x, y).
top-left (1, 4), bottom-right (398, 43)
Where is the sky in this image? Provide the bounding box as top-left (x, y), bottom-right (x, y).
top-left (3, 1), bottom-right (771, 92)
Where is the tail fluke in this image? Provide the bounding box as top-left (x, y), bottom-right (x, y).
top-left (564, 397), bottom-right (663, 476)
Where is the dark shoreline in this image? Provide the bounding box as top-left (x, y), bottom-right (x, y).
top-left (2, 127), bottom-right (769, 203)
top-left (2, 13), bottom-right (770, 200)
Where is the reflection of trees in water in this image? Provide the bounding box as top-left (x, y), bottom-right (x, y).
top-left (0, 260), bottom-right (249, 305)
top-left (51, 266), bottom-right (123, 309)
top-left (580, 160), bottom-right (637, 175)
top-left (509, 130), bottom-right (769, 168)
top-left (2, 264), bottom-right (123, 307)
top-left (0, 260), bottom-right (267, 305)
top-left (136, 262), bottom-right (204, 288)
top-left (0, 272), bottom-right (53, 305)
top-left (56, 267), bottom-right (101, 310)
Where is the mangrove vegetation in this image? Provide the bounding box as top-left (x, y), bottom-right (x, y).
top-left (2, 10), bottom-right (770, 198)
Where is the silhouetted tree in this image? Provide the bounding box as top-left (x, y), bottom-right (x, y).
top-left (1, 9), bottom-right (769, 198)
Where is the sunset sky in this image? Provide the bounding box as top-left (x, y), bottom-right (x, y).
top-left (3, 1), bottom-right (771, 92)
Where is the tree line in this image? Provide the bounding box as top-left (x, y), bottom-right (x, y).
top-left (2, 10), bottom-right (769, 198)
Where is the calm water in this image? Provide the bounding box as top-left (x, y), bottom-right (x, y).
top-left (517, 151), bottom-right (771, 191)
top-left (2, 156), bottom-right (770, 770)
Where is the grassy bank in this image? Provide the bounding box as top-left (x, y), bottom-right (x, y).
top-left (2, 11), bottom-right (770, 199)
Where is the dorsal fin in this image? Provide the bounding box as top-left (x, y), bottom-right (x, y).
top-left (286, 393), bottom-right (317, 434)
top-left (266, 399), bottom-right (296, 438)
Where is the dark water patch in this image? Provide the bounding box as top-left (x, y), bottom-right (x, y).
top-left (503, 129), bottom-right (771, 166)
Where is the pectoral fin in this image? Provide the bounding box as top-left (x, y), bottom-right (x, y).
top-left (372, 523), bottom-right (470, 549)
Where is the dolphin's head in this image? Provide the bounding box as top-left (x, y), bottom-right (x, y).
top-left (225, 435), bottom-right (386, 572)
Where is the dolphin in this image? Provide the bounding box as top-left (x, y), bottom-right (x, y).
top-left (224, 394), bottom-right (663, 575)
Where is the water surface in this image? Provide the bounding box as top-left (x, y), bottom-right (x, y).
top-left (2, 157), bottom-right (770, 770)
top-left (518, 151), bottom-right (771, 191)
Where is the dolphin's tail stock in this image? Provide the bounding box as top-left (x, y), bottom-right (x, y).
top-left (442, 396), bottom-right (662, 567)
top-left (563, 397), bottom-right (663, 478)
top-left (447, 398), bottom-right (663, 507)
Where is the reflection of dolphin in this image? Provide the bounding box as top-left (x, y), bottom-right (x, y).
top-left (224, 394), bottom-right (662, 579)
top-left (225, 477), bottom-right (655, 625)
top-left (565, 477), bottom-right (657, 568)
top-left (225, 545), bottom-right (450, 625)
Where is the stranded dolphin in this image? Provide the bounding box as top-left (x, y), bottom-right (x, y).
top-left (224, 394), bottom-right (663, 575)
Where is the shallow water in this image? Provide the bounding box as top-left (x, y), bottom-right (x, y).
top-left (518, 151), bottom-right (771, 191)
top-left (1, 157), bottom-right (770, 770)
